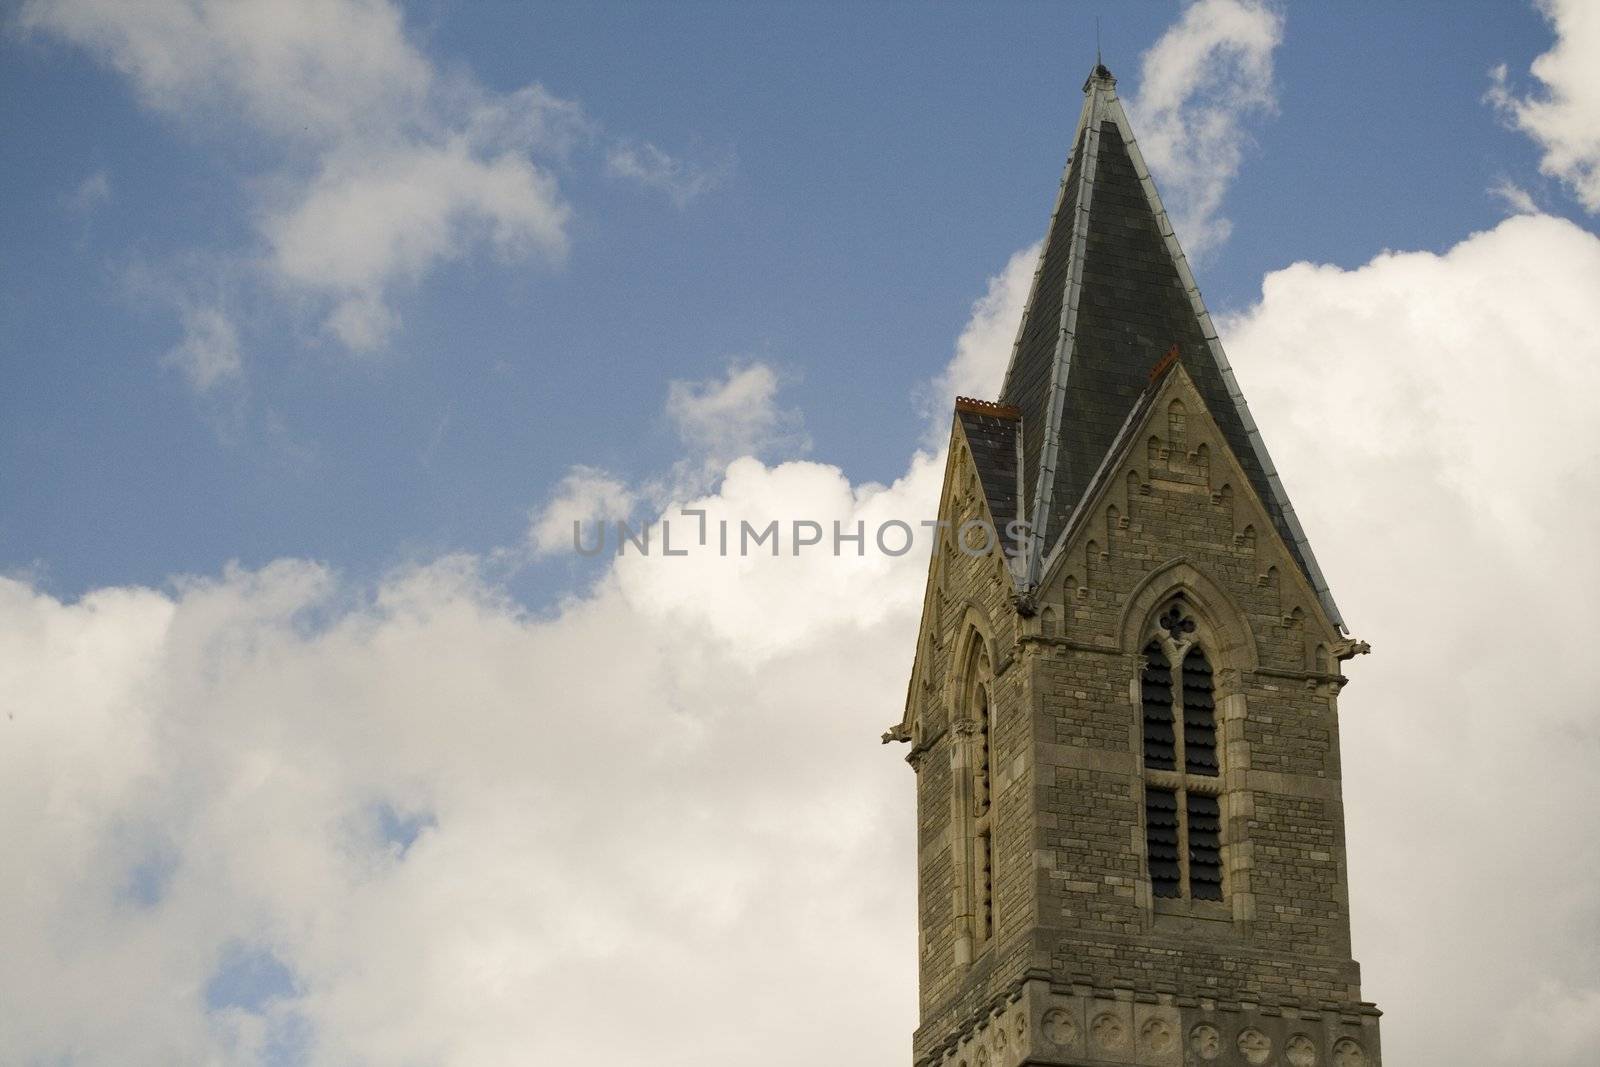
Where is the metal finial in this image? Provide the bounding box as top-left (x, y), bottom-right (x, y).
top-left (1083, 22), bottom-right (1115, 95)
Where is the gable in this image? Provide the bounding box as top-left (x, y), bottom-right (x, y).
top-left (1042, 362), bottom-right (1343, 643)
top-left (890, 404), bottom-right (1022, 748)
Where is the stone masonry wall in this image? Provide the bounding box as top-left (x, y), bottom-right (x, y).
top-left (1026, 369), bottom-right (1364, 1014)
top-left (907, 370), bottom-right (1378, 1065)
top-left (911, 423), bottom-right (1035, 1043)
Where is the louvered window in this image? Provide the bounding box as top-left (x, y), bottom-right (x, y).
top-left (1144, 787), bottom-right (1180, 898)
top-left (958, 646), bottom-right (998, 959)
top-left (1186, 794), bottom-right (1223, 900)
top-left (1141, 602), bottom-right (1225, 903)
top-left (1182, 648), bottom-right (1218, 776)
top-left (1141, 642), bottom-right (1175, 771)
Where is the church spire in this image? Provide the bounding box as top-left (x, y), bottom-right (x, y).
top-left (999, 63), bottom-right (1343, 629)
top-left (898, 61), bottom-right (1382, 1067)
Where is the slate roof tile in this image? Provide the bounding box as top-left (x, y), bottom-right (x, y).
top-left (984, 65), bottom-right (1342, 627)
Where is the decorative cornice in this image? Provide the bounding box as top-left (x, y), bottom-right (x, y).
top-left (1017, 634), bottom-right (1124, 655)
top-left (1253, 665), bottom-right (1345, 685)
top-left (915, 973), bottom-right (1379, 1067)
top-left (916, 975), bottom-right (1030, 1067)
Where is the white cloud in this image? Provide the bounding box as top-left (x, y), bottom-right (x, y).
top-left (265, 129), bottom-right (573, 350)
top-left (9, 6), bottom-right (1600, 1066)
top-left (1221, 212), bottom-right (1600, 1067)
top-left (606, 141), bottom-right (732, 208)
top-left (920, 242), bottom-right (1037, 415)
top-left (64, 169), bottom-right (111, 216)
top-left (1487, 0), bottom-right (1600, 212)
top-left (1126, 0), bottom-right (1284, 259)
top-left (24, 1), bottom-right (723, 363)
top-left (1490, 175), bottom-right (1540, 214)
top-left (0, 462), bottom-right (937, 1064)
top-left (913, 213), bottom-right (1600, 1067)
top-left (526, 466), bottom-right (637, 557)
top-left (612, 450), bottom-right (941, 663)
top-left (8, 211), bottom-right (1600, 1066)
top-left (162, 303), bottom-right (243, 391)
top-left (665, 362), bottom-right (810, 464)
top-left (21, 0), bottom-right (582, 356)
top-left (1499, 981), bottom-right (1600, 1063)
top-left (18, 0), bottom-right (431, 142)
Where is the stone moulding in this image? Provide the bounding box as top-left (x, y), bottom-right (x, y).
top-left (916, 978), bottom-right (1381, 1067)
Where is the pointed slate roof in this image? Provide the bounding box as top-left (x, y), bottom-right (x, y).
top-left (998, 64), bottom-right (1344, 630)
top-left (954, 398), bottom-right (1021, 533)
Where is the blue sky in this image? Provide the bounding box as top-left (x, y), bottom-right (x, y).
top-left (0, 2), bottom-right (1564, 599)
top-left (6, 3), bottom-right (1600, 1065)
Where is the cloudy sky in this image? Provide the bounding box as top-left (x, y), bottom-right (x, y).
top-left (3, 1), bottom-right (1599, 1064)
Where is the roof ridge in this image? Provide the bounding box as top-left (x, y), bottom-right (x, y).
top-left (954, 396), bottom-right (1021, 419)
top-left (1019, 69), bottom-right (1115, 588)
top-left (1096, 88), bottom-right (1345, 630)
top-left (997, 90), bottom-right (1094, 404)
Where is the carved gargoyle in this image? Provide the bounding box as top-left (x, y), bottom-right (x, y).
top-left (1332, 637), bottom-right (1372, 660)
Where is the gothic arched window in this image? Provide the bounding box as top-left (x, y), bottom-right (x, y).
top-left (958, 633), bottom-right (997, 957)
top-left (972, 686), bottom-right (995, 945)
top-left (1141, 599), bottom-right (1224, 902)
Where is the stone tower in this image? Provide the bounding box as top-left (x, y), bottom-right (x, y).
top-left (885, 65), bottom-right (1382, 1067)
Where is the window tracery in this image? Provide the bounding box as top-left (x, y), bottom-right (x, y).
top-left (1141, 597), bottom-right (1224, 902)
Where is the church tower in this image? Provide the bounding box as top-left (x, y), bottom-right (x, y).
top-left (887, 65), bottom-right (1383, 1067)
